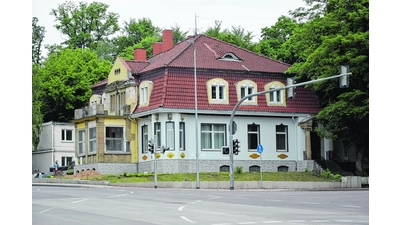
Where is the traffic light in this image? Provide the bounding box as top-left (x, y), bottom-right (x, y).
top-left (221, 146), bottom-right (230, 155)
top-left (286, 77), bottom-right (296, 99)
top-left (161, 145), bottom-right (170, 153)
top-left (232, 139), bottom-right (240, 155)
top-left (339, 65), bottom-right (350, 88)
top-left (148, 141), bottom-right (154, 154)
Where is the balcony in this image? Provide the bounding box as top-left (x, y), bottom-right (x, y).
top-left (74, 104), bottom-right (131, 119)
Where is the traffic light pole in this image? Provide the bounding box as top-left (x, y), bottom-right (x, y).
top-left (228, 71), bottom-right (351, 190)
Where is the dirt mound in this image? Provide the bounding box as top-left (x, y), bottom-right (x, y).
top-left (64, 169), bottom-right (104, 180)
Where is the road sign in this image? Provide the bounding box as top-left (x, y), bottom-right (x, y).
top-left (257, 144), bottom-right (263, 153)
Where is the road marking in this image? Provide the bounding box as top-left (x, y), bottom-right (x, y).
top-left (310, 220), bottom-right (330, 223)
top-left (287, 220), bottom-right (307, 223)
top-left (108, 194), bottom-right (129, 198)
top-left (180, 216), bottom-right (195, 223)
top-left (71, 199), bottom-right (88, 204)
top-left (238, 222), bottom-right (257, 224)
top-left (340, 205), bottom-right (362, 208)
top-left (39, 208), bottom-right (54, 214)
top-left (178, 206), bottom-right (185, 211)
top-left (299, 201), bottom-right (319, 205)
top-left (262, 221), bottom-right (282, 223)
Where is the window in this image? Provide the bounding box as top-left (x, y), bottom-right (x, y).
top-left (212, 85), bottom-right (225, 100)
top-left (179, 122), bottom-right (185, 151)
top-left (241, 86), bottom-right (254, 101)
top-left (218, 52), bottom-right (242, 62)
top-left (265, 81), bottom-right (286, 106)
top-left (166, 122), bottom-right (175, 150)
top-left (105, 127), bottom-right (124, 152)
top-left (61, 129), bottom-right (73, 141)
top-left (201, 124), bottom-right (226, 150)
top-left (126, 141), bottom-right (131, 153)
top-left (207, 78), bottom-right (229, 104)
top-left (220, 165), bottom-right (230, 172)
top-left (276, 124), bottom-right (288, 152)
top-left (154, 122), bottom-right (161, 150)
top-left (61, 156), bottom-right (73, 167)
top-left (269, 88), bottom-right (282, 103)
top-left (236, 80), bottom-right (257, 105)
top-left (249, 165), bottom-right (260, 173)
top-left (89, 127), bottom-right (96, 153)
top-left (141, 86), bottom-right (148, 104)
top-left (278, 166), bottom-right (289, 172)
top-left (78, 130), bottom-right (85, 155)
top-left (142, 125), bottom-right (148, 153)
top-left (248, 124), bottom-right (260, 151)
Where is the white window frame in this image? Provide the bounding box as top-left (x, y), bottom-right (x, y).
top-left (165, 121), bottom-right (175, 150)
top-left (276, 124), bottom-right (288, 152)
top-left (78, 130), bottom-right (85, 155)
top-left (88, 127), bottom-right (96, 153)
top-left (179, 122), bottom-right (185, 151)
top-left (269, 88), bottom-right (282, 103)
top-left (154, 122), bottom-right (161, 150)
top-left (142, 125), bottom-right (149, 153)
top-left (247, 124), bottom-right (260, 151)
top-left (201, 124), bottom-right (226, 151)
top-left (61, 129), bottom-right (73, 142)
top-left (241, 86), bottom-right (254, 102)
top-left (105, 126), bottom-right (125, 152)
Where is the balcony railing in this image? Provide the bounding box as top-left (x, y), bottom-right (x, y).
top-left (74, 104), bottom-right (131, 119)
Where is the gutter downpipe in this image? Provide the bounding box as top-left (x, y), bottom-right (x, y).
top-left (52, 122), bottom-right (55, 169)
top-left (292, 116), bottom-right (298, 171)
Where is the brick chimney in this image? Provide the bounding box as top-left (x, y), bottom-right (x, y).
top-left (162, 29), bottom-right (173, 52)
top-left (152, 42), bottom-right (162, 55)
top-left (134, 48), bottom-right (147, 61)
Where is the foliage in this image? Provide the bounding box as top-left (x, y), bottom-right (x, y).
top-left (66, 170), bottom-right (74, 175)
top-left (170, 24), bottom-right (189, 44)
top-left (32, 64), bottom-right (43, 150)
top-left (32, 17), bottom-right (46, 64)
top-left (87, 172), bottom-right (336, 183)
top-left (119, 36), bottom-right (160, 60)
top-left (38, 47), bottom-right (111, 122)
top-left (285, 0), bottom-right (369, 150)
top-left (259, 16), bottom-right (299, 64)
top-left (235, 166), bottom-right (243, 174)
top-left (50, 1), bottom-right (119, 50)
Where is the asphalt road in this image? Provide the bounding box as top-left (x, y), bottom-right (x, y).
top-left (32, 186), bottom-right (369, 225)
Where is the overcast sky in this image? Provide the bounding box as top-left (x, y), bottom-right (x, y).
top-left (32, 0), bottom-right (307, 52)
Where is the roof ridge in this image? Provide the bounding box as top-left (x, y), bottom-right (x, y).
top-left (201, 34), bottom-right (292, 67)
top-left (164, 35), bottom-right (200, 66)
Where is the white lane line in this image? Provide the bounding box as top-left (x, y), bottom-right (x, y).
top-left (108, 194), bottom-right (129, 198)
top-left (287, 220), bottom-right (307, 223)
top-left (262, 221), bottom-right (282, 224)
top-left (339, 205), bottom-right (362, 208)
top-left (39, 208), bottom-right (54, 214)
top-left (71, 199), bottom-right (88, 204)
top-left (180, 216), bottom-right (195, 223)
top-left (299, 201), bottom-right (319, 205)
top-left (310, 220), bottom-right (330, 223)
top-left (178, 206), bottom-right (185, 211)
top-left (238, 222), bottom-right (257, 224)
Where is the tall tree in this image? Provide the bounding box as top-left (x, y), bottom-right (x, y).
top-left (286, 0), bottom-right (369, 172)
top-left (32, 17), bottom-right (45, 150)
top-left (113, 18), bottom-right (161, 57)
top-left (32, 17), bottom-right (46, 64)
top-left (38, 48), bottom-right (112, 122)
top-left (170, 24), bottom-right (189, 44)
top-left (259, 16), bottom-right (298, 64)
top-left (50, 1), bottom-right (119, 50)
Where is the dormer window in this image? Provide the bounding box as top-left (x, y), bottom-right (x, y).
top-left (114, 68), bottom-right (121, 75)
top-left (218, 52), bottom-right (242, 62)
top-left (206, 78), bottom-right (229, 104)
top-left (265, 81), bottom-right (286, 106)
top-left (139, 80), bottom-right (153, 107)
top-left (235, 80), bottom-right (257, 105)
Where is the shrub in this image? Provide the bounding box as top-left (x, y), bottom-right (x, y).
top-left (66, 170), bottom-right (74, 175)
top-left (235, 166), bottom-right (243, 174)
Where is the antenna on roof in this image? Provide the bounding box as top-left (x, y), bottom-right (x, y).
top-left (194, 12), bottom-right (198, 36)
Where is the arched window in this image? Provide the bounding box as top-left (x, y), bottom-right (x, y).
top-left (278, 166), bottom-right (289, 172)
top-left (220, 165), bottom-right (230, 172)
top-left (249, 165), bottom-right (260, 173)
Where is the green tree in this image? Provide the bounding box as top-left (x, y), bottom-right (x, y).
top-left (113, 18), bottom-right (161, 57)
top-left (38, 48), bottom-right (112, 122)
top-left (50, 1), bottom-right (119, 50)
top-left (32, 17), bottom-right (45, 150)
top-left (286, 0), bottom-right (369, 170)
top-left (259, 16), bottom-right (298, 64)
top-left (170, 24), bottom-right (189, 44)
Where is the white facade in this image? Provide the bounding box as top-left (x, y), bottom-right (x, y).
top-left (136, 112), bottom-right (320, 173)
top-left (32, 121), bottom-right (75, 173)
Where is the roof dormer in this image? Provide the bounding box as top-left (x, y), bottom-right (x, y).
top-left (218, 52), bottom-right (243, 62)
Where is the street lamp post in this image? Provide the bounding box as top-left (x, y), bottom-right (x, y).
top-left (188, 39), bottom-right (200, 189)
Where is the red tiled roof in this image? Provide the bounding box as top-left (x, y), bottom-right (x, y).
top-left (121, 34), bottom-right (320, 114)
top-left (91, 78), bottom-right (108, 88)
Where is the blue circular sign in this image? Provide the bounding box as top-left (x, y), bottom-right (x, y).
top-left (257, 144), bottom-right (263, 153)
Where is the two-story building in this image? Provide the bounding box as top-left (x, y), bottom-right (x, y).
top-left (73, 30), bottom-right (329, 174)
top-left (32, 121), bottom-right (75, 173)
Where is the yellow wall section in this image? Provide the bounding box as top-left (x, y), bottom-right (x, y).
top-left (104, 118), bottom-right (126, 125)
top-left (130, 121), bottom-right (138, 163)
top-left (76, 122), bottom-right (85, 129)
top-left (108, 57), bottom-right (129, 84)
